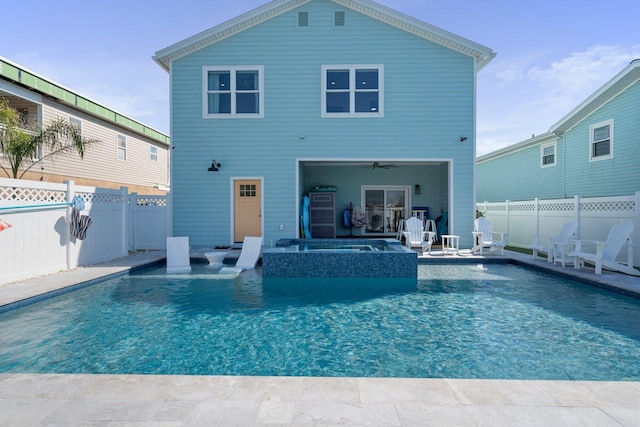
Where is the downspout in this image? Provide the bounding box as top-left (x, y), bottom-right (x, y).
top-left (562, 132), bottom-right (567, 198)
top-left (555, 131), bottom-right (566, 197)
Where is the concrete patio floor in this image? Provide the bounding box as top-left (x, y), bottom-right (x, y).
top-left (1, 249), bottom-right (639, 426)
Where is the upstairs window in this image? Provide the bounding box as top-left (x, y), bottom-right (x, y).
top-left (335, 11), bottom-right (345, 26)
top-left (150, 146), bottom-right (158, 162)
top-left (298, 11), bottom-right (309, 27)
top-left (203, 66), bottom-right (264, 118)
top-left (321, 65), bottom-right (384, 117)
top-left (590, 120), bottom-right (613, 161)
top-left (117, 134), bottom-right (126, 161)
top-left (69, 116), bottom-right (81, 133)
top-left (540, 141), bottom-right (556, 167)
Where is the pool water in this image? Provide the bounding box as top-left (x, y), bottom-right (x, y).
top-left (1, 264), bottom-right (639, 380)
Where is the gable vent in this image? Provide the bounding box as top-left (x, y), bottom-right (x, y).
top-left (335, 11), bottom-right (345, 26)
top-left (298, 11), bottom-right (309, 27)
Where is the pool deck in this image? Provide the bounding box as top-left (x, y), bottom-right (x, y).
top-left (1, 249), bottom-right (639, 426)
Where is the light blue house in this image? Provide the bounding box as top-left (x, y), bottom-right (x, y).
top-left (477, 59), bottom-right (640, 202)
top-left (154, 0), bottom-right (494, 247)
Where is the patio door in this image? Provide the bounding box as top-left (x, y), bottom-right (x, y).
top-left (234, 179), bottom-right (262, 242)
top-left (362, 186), bottom-right (409, 235)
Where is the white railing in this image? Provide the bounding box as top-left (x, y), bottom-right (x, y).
top-left (477, 192), bottom-right (640, 267)
top-left (0, 177), bottom-right (168, 285)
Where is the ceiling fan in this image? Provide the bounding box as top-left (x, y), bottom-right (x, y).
top-left (371, 161), bottom-right (397, 169)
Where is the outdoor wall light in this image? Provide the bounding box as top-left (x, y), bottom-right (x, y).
top-left (208, 160), bottom-right (221, 171)
top-left (459, 136), bottom-right (468, 142)
top-left (415, 184), bottom-right (421, 195)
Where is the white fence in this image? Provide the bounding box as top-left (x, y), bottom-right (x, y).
top-left (0, 178), bottom-right (168, 285)
top-left (477, 192), bottom-right (640, 267)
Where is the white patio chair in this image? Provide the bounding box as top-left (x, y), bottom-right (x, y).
top-left (219, 236), bottom-right (263, 276)
top-left (529, 220), bottom-right (579, 266)
top-left (402, 216), bottom-right (436, 254)
top-left (568, 221), bottom-right (640, 275)
top-left (471, 217), bottom-right (507, 255)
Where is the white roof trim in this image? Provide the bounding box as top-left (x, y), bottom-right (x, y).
top-left (153, 0), bottom-right (495, 72)
top-left (476, 132), bottom-right (557, 163)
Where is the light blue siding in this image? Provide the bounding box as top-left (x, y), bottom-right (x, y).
top-left (477, 140), bottom-right (563, 202)
top-left (564, 80), bottom-right (640, 197)
top-left (170, 0), bottom-right (479, 246)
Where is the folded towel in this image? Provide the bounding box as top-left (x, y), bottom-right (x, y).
top-left (70, 207), bottom-right (92, 240)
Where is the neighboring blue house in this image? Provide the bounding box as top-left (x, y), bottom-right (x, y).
top-left (154, 0), bottom-right (494, 247)
top-left (477, 59), bottom-right (640, 202)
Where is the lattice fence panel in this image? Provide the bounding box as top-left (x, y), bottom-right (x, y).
top-left (0, 186), bottom-right (66, 203)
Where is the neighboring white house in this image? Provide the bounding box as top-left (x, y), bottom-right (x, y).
top-left (0, 56), bottom-right (170, 194)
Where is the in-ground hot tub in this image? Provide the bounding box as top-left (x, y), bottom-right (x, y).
top-left (262, 238), bottom-right (417, 278)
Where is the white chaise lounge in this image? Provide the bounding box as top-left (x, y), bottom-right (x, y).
top-left (166, 236), bottom-right (191, 274)
top-left (219, 236), bottom-right (263, 276)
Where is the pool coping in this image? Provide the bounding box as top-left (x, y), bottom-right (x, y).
top-left (0, 249), bottom-right (639, 426)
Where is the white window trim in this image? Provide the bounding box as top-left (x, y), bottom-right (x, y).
top-left (321, 64), bottom-right (384, 118)
top-left (68, 116), bottom-right (82, 133)
top-left (540, 141), bottom-right (556, 168)
top-left (150, 146), bottom-right (158, 162)
top-left (589, 119), bottom-right (613, 162)
top-left (202, 66), bottom-right (264, 119)
top-left (117, 134), bottom-right (127, 161)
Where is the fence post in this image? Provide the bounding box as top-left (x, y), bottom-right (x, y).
top-left (65, 180), bottom-right (75, 270)
top-left (505, 200), bottom-right (510, 244)
top-left (120, 187), bottom-right (128, 257)
top-left (129, 192), bottom-right (137, 252)
top-left (574, 195), bottom-right (581, 239)
top-left (534, 197), bottom-right (540, 237)
top-left (635, 191), bottom-right (640, 267)
top-left (166, 191), bottom-right (173, 242)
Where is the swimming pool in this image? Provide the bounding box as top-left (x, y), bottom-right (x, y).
top-left (1, 263), bottom-right (639, 380)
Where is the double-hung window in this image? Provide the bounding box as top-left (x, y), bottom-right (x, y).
top-left (589, 120), bottom-right (613, 161)
top-left (150, 146), bottom-right (158, 162)
top-left (322, 65), bottom-right (383, 117)
top-left (117, 134), bottom-right (126, 161)
top-left (203, 66), bottom-right (264, 118)
top-left (540, 141), bottom-right (556, 167)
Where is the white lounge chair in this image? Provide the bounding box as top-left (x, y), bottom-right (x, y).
top-left (219, 236), bottom-right (263, 276)
top-left (529, 220), bottom-right (579, 266)
top-left (166, 236), bottom-right (191, 274)
top-left (402, 216), bottom-right (436, 254)
top-left (472, 217), bottom-right (507, 255)
top-left (568, 221), bottom-right (640, 275)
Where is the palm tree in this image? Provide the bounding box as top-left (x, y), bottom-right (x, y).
top-left (0, 98), bottom-right (98, 179)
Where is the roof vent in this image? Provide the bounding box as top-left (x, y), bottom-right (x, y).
top-left (335, 11), bottom-right (345, 26)
top-left (298, 11), bottom-right (309, 27)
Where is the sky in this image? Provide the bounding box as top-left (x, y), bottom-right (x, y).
top-left (2, 0), bottom-right (639, 156)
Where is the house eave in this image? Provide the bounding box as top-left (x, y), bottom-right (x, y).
top-left (0, 56), bottom-right (170, 146)
top-left (476, 132), bottom-right (556, 163)
top-left (153, 0), bottom-right (495, 72)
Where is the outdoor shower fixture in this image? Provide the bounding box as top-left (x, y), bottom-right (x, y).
top-left (208, 160), bottom-right (221, 171)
